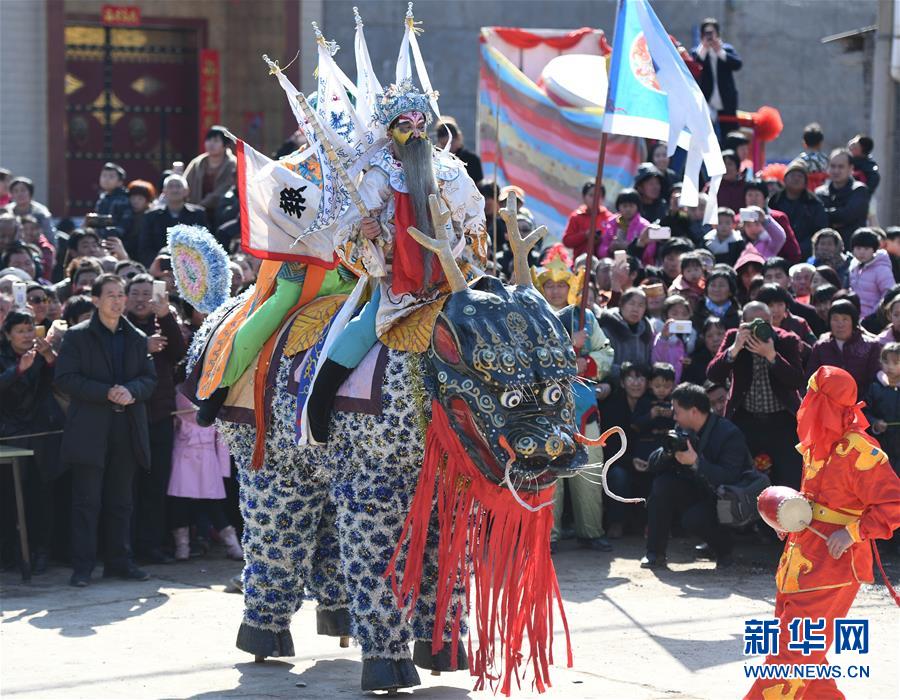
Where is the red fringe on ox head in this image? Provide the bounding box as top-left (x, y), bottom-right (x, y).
top-left (385, 400), bottom-right (570, 695)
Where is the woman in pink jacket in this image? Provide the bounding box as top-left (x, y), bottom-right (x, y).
top-left (597, 188), bottom-right (656, 265)
top-left (848, 228), bottom-right (896, 318)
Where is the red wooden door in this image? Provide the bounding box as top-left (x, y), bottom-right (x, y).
top-left (64, 24), bottom-right (200, 214)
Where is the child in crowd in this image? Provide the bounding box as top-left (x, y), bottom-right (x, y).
top-left (668, 252), bottom-right (706, 311)
top-left (598, 188), bottom-right (655, 265)
top-left (848, 134), bottom-right (880, 194)
top-left (738, 205), bottom-right (786, 259)
top-left (848, 228), bottom-right (894, 318)
top-left (631, 362), bottom-right (677, 464)
top-left (878, 297), bottom-right (900, 346)
top-left (703, 207), bottom-right (741, 264)
top-left (865, 343), bottom-right (900, 475)
top-left (864, 343), bottom-right (900, 556)
top-left (95, 162), bottom-right (131, 235)
top-left (651, 295), bottom-right (697, 383)
top-left (167, 387), bottom-right (243, 561)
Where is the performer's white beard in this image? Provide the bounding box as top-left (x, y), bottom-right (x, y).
top-left (394, 136), bottom-right (441, 289)
top-left (394, 136), bottom-right (439, 237)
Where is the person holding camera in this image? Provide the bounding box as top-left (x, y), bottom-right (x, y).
top-left (640, 383), bottom-right (749, 569)
top-left (707, 302), bottom-right (806, 488)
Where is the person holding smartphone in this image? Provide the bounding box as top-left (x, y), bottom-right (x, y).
top-left (125, 273), bottom-right (187, 565)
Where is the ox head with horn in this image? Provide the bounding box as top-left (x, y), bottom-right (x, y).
top-left (406, 194), bottom-right (590, 492)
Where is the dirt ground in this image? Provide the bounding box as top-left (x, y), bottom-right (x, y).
top-left (2, 535), bottom-right (898, 700)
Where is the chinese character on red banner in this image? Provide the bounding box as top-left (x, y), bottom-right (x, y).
top-left (101, 5), bottom-right (141, 26)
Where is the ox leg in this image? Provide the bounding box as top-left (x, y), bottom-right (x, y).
top-left (233, 454), bottom-right (329, 661)
top-left (309, 497), bottom-right (352, 642)
top-left (330, 469), bottom-right (421, 692)
top-left (410, 507), bottom-right (469, 674)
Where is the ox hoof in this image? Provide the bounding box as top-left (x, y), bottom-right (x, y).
top-left (360, 657), bottom-right (420, 692)
top-left (340, 635), bottom-right (351, 648)
top-left (316, 606), bottom-right (352, 637)
top-left (254, 655), bottom-right (265, 663)
top-left (235, 623), bottom-right (295, 659)
top-left (412, 639), bottom-right (469, 672)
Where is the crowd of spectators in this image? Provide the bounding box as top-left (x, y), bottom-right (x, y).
top-left (0, 126), bottom-right (247, 585)
top-left (0, 15), bottom-right (897, 584)
top-left (526, 118), bottom-right (897, 568)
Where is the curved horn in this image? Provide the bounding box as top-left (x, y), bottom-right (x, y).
top-left (498, 193), bottom-right (545, 287)
top-left (405, 194), bottom-right (468, 293)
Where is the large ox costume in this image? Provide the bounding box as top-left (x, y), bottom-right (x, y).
top-left (173, 10), bottom-right (633, 687)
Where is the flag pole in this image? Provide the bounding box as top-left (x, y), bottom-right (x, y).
top-left (492, 72), bottom-right (501, 276)
top-left (579, 3), bottom-right (621, 328)
top-left (578, 130), bottom-right (610, 327)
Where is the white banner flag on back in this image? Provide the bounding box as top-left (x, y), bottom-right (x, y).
top-left (236, 139), bottom-right (337, 267)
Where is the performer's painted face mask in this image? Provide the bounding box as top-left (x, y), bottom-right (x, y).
top-left (390, 111), bottom-right (427, 145)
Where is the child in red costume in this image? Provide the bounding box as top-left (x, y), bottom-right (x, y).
top-left (745, 365), bottom-right (900, 700)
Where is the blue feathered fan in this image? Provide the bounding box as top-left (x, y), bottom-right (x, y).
top-left (166, 224), bottom-right (232, 313)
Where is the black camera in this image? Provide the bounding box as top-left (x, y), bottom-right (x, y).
top-left (662, 429), bottom-right (690, 457)
top-left (84, 213), bottom-right (118, 239)
top-left (746, 318), bottom-right (774, 342)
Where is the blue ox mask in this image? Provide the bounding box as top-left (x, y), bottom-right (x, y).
top-left (424, 277), bottom-right (590, 490)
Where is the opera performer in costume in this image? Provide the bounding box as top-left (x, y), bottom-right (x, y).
top-left (305, 79), bottom-right (487, 443)
top-left (745, 365), bottom-right (900, 700)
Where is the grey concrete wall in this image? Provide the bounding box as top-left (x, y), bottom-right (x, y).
top-left (320, 0), bottom-right (878, 162)
top-left (0, 0), bottom-right (49, 204)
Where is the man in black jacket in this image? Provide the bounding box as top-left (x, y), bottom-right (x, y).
top-left (640, 382), bottom-right (750, 569)
top-left (815, 149), bottom-right (871, 245)
top-left (55, 273), bottom-right (157, 587)
top-left (690, 18), bottom-right (742, 137)
top-left (138, 174), bottom-right (205, 267)
top-left (768, 160), bottom-right (828, 260)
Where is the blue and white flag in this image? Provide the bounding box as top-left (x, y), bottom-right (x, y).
top-left (603, 0), bottom-right (723, 222)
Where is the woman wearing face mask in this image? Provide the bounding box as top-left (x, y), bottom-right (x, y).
top-left (0, 309), bottom-right (64, 574)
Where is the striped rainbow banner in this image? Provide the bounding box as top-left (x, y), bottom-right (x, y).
top-left (477, 39), bottom-right (644, 243)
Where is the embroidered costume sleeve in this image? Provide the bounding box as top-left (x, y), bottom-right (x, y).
top-left (436, 154), bottom-right (488, 269)
top-left (334, 167), bottom-right (392, 278)
top-left (833, 432), bottom-right (900, 542)
top-left (777, 431), bottom-right (900, 593)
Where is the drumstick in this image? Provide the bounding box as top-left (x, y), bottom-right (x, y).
top-left (805, 524), bottom-right (829, 541)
